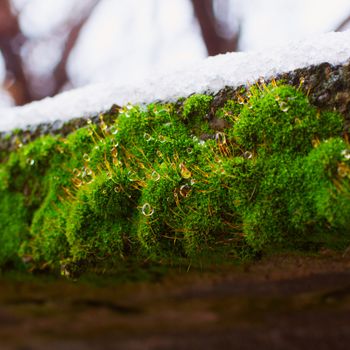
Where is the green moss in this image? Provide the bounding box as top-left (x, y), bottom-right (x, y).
top-left (182, 94), bottom-right (213, 121)
top-left (0, 82), bottom-right (349, 275)
top-left (0, 191), bottom-right (28, 267)
top-left (181, 94), bottom-right (213, 135)
top-left (234, 85), bottom-right (342, 156)
top-left (305, 138), bottom-right (350, 231)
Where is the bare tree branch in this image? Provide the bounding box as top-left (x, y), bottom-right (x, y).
top-left (52, 0), bottom-right (100, 95)
top-left (0, 0), bottom-right (31, 105)
top-left (0, 0), bottom-right (100, 105)
top-left (191, 0), bottom-right (239, 56)
top-left (335, 14), bottom-right (350, 32)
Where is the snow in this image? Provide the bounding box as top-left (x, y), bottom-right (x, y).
top-left (1, 30), bottom-right (350, 132)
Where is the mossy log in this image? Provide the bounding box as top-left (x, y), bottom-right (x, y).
top-left (0, 62), bottom-right (350, 275)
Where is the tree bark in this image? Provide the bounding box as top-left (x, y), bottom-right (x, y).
top-left (191, 0), bottom-right (239, 56)
top-left (0, 0), bottom-right (32, 105)
top-left (335, 14), bottom-right (350, 32)
top-left (52, 0), bottom-right (100, 95)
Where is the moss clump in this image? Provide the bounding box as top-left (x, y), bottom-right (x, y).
top-left (0, 82), bottom-right (349, 275)
top-left (234, 85), bottom-right (343, 156)
top-left (182, 94), bottom-right (213, 121)
top-left (0, 191), bottom-right (28, 268)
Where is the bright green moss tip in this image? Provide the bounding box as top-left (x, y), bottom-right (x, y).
top-left (0, 82), bottom-right (349, 275)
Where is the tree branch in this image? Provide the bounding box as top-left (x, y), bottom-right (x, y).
top-left (191, 0), bottom-right (239, 56)
top-left (0, 0), bottom-right (32, 105)
top-left (52, 0), bottom-right (100, 95)
top-left (335, 14), bottom-right (350, 32)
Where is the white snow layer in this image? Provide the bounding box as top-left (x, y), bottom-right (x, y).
top-left (1, 30), bottom-right (350, 132)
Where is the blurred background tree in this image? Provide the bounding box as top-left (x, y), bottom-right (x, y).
top-left (0, 0), bottom-right (349, 107)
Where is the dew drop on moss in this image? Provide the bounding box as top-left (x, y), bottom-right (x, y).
top-left (83, 153), bottom-right (90, 162)
top-left (158, 135), bottom-right (166, 143)
top-left (142, 203), bottom-right (154, 217)
top-left (110, 126), bottom-right (119, 135)
top-left (151, 171), bottom-right (160, 181)
top-left (180, 184), bottom-right (191, 197)
top-left (144, 133), bottom-right (152, 142)
top-left (243, 151), bottom-right (253, 159)
top-left (179, 163), bottom-right (191, 179)
top-left (341, 149), bottom-right (350, 160)
top-left (73, 168), bottom-right (81, 177)
top-left (26, 158), bottom-right (35, 166)
top-left (279, 101), bottom-right (290, 112)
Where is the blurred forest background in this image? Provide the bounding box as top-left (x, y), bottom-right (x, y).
top-left (0, 0), bottom-right (350, 107)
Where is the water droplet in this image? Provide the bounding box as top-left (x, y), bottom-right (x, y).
top-left (180, 184), bottom-right (191, 197)
top-left (114, 186), bottom-right (121, 193)
top-left (110, 126), bottom-right (119, 135)
top-left (187, 147), bottom-right (193, 154)
top-left (142, 203), bottom-right (154, 217)
top-left (73, 168), bottom-right (81, 177)
top-left (83, 153), bottom-right (90, 162)
top-left (243, 151), bottom-right (253, 159)
top-left (158, 135), bottom-right (166, 143)
top-left (215, 132), bottom-right (226, 145)
top-left (341, 149), bottom-right (350, 160)
top-left (128, 171), bottom-right (136, 181)
top-left (279, 101), bottom-right (289, 112)
top-left (151, 171), bottom-right (160, 181)
top-left (144, 133), bottom-right (152, 142)
top-left (26, 158), bottom-right (35, 166)
top-left (179, 163), bottom-right (191, 179)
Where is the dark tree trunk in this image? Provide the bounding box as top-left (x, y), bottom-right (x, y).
top-left (0, 0), bottom-right (32, 105)
top-left (191, 0), bottom-right (239, 56)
